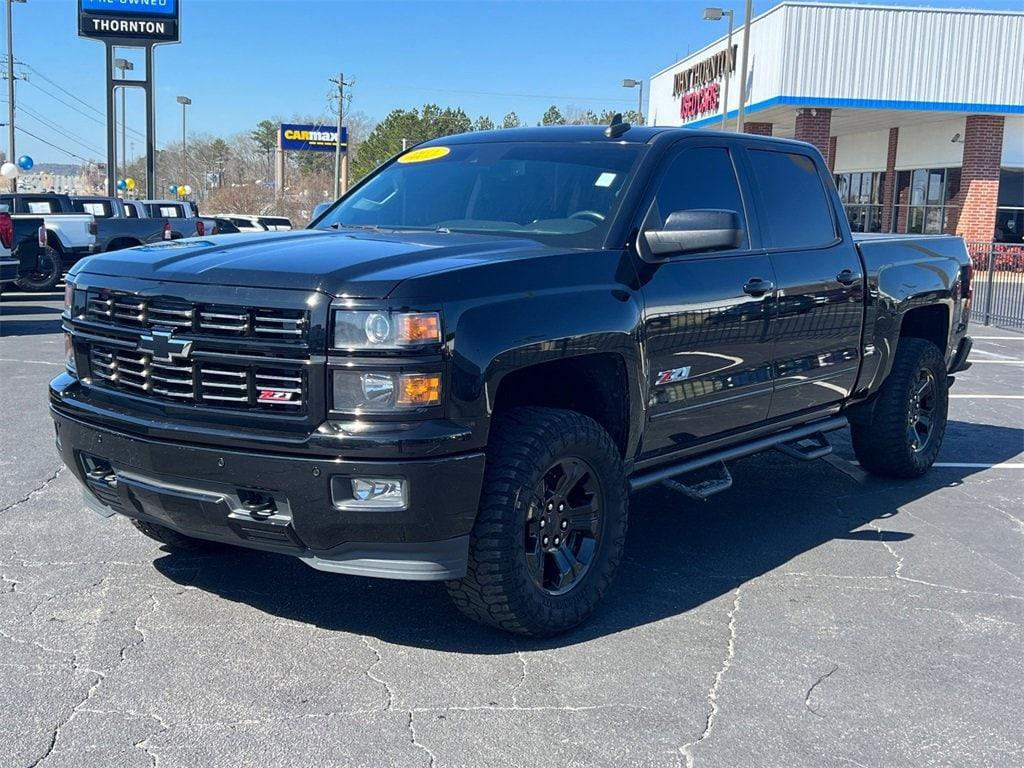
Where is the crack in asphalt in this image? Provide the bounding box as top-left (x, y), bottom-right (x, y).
top-left (360, 635), bottom-right (395, 711)
top-left (408, 711), bottom-right (438, 768)
top-left (1, 466), bottom-right (63, 515)
top-left (26, 593), bottom-right (160, 768)
top-left (679, 584), bottom-right (742, 768)
top-left (511, 651), bottom-right (528, 708)
top-left (804, 664), bottom-right (839, 718)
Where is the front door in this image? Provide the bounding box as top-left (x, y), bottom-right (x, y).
top-left (638, 143), bottom-right (776, 460)
top-left (744, 147), bottom-right (864, 418)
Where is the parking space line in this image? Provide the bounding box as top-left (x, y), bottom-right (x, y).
top-left (972, 336), bottom-right (1024, 340)
top-left (967, 360), bottom-right (1024, 364)
top-left (949, 394), bottom-right (1024, 399)
top-left (933, 463), bottom-right (1024, 469)
top-left (972, 348), bottom-right (1021, 360)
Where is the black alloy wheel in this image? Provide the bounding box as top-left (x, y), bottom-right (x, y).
top-left (907, 368), bottom-right (937, 453)
top-left (524, 456), bottom-right (602, 596)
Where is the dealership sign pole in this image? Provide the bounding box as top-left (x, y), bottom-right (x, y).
top-left (78, 0), bottom-right (181, 198)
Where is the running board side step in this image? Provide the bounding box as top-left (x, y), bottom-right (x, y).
top-left (661, 461), bottom-right (733, 500)
top-left (629, 416), bottom-right (848, 494)
top-left (775, 432), bottom-right (833, 461)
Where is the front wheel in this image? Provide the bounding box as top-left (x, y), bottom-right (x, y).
top-left (851, 338), bottom-right (948, 478)
top-left (14, 246), bottom-right (62, 292)
top-left (446, 407), bottom-right (628, 637)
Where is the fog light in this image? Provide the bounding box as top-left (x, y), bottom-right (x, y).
top-left (349, 478), bottom-right (407, 510)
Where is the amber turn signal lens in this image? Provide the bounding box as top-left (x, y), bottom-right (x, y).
top-left (398, 313), bottom-right (441, 343)
top-left (397, 374), bottom-right (441, 406)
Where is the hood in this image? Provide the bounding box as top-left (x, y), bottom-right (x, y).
top-left (74, 228), bottom-right (556, 299)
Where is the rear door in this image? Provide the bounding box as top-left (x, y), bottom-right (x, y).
top-left (745, 146), bottom-right (864, 418)
top-left (638, 140), bottom-right (776, 460)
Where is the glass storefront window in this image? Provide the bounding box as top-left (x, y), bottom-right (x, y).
top-left (834, 170), bottom-right (885, 233)
top-left (996, 168), bottom-right (1024, 244)
top-left (890, 166), bottom-right (961, 236)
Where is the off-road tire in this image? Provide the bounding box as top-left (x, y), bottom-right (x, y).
top-left (851, 338), bottom-right (948, 478)
top-left (446, 407), bottom-right (628, 637)
top-left (14, 246), bottom-right (62, 292)
top-left (130, 519), bottom-right (224, 553)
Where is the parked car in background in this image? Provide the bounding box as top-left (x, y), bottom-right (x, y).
top-left (140, 199), bottom-right (218, 237)
top-left (210, 218), bottom-right (241, 234)
top-left (71, 195), bottom-right (210, 254)
top-left (210, 213), bottom-right (293, 232)
top-left (0, 206), bottom-right (17, 289)
top-left (0, 193), bottom-right (95, 291)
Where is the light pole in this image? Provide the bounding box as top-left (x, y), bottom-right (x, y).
top-left (6, 0), bottom-right (26, 191)
top-left (703, 7), bottom-right (735, 131)
top-left (622, 79), bottom-right (643, 124)
top-left (736, 0), bottom-right (753, 133)
top-left (330, 71), bottom-right (352, 199)
top-left (176, 95), bottom-right (190, 196)
top-left (114, 58), bottom-right (133, 185)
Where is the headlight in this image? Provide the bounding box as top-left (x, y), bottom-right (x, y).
top-left (63, 281), bottom-right (74, 312)
top-left (333, 310), bottom-right (441, 349)
top-left (332, 370), bottom-right (441, 412)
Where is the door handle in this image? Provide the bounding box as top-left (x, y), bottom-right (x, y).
top-left (836, 269), bottom-right (858, 286)
top-left (742, 278), bottom-right (774, 296)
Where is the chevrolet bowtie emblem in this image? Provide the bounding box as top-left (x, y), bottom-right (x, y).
top-left (137, 329), bottom-right (193, 362)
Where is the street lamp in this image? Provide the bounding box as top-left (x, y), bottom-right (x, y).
top-left (703, 7), bottom-right (735, 131)
top-left (622, 79), bottom-right (643, 124)
top-left (113, 58), bottom-right (134, 186)
top-left (176, 95), bottom-right (190, 196)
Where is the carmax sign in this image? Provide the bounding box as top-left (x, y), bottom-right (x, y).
top-left (280, 124), bottom-right (349, 153)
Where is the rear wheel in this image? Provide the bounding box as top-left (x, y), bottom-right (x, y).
top-left (130, 519), bottom-right (224, 553)
top-left (446, 407), bottom-right (628, 637)
top-left (14, 246), bottom-right (62, 292)
top-left (851, 338), bottom-right (948, 478)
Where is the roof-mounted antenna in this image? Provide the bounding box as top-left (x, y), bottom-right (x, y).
top-left (604, 113), bottom-right (631, 139)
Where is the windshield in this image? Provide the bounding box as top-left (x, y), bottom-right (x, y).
top-left (315, 141), bottom-right (645, 248)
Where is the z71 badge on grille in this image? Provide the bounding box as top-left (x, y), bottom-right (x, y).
top-left (258, 389), bottom-right (296, 402)
top-left (655, 366), bottom-right (692, 386)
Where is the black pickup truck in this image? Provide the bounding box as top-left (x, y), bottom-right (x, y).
top-left (51, 123), bottom-right (972, 636)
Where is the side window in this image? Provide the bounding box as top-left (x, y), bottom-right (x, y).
top-left (648, 147), bottom-right (748, 250)
top-left (748, 150), bottom-right (837, 248)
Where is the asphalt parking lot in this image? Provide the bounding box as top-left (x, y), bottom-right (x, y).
top-left (2, 288), bottom-right (1021, 768)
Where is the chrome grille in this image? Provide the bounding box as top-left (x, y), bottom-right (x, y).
top-left (88, 345), bottom-right (305, 411)
top-left (85, 291), bottom-right (308, 341)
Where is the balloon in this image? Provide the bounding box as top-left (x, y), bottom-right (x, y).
top-left (117, 179), bottom-right (127, 191)
top-left (176, 185), bottom-right (186, 196)
top-left (183, 185), bottom-right (192, 195)
top-left (0, 162), bottom-right (18, 180)
top-left (168, 185), bottom-right (178, 194)
top-left (126, 178), bottom-right (136, 191)
top-left (16, 155), bottom-right (33, 171)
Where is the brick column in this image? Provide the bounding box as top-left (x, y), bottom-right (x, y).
top-left (794, 108), bottom-right (832, 165)
top-left (880, 127), bottom-right (899, 233)
top-left (952, 115), bottom-right (1005, 242)
top-left (743, 122), bottom-right (773, 136)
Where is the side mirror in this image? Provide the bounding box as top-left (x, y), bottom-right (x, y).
top-left (643, 209), bottom-right (743, 259)
top-left (311, 202), bottom-right (332, 221)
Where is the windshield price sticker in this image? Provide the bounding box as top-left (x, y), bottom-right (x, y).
top-left (398, 147), bottom-right (451, 164)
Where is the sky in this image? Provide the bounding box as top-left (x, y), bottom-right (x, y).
top-left (2, 0), bottom-right (1022, 165)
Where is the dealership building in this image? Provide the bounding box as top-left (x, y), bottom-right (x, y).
top-left (647, 2), bottom-right (1023, 243)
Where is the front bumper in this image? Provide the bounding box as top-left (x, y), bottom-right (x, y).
top-left (52, 407), bottom-right (485, 581)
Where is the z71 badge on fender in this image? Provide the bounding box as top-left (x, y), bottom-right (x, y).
top-left (655, 366), bottom-right (692, 386)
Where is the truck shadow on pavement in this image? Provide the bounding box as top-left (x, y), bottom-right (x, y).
top-left (153, 421), bottom-right (1022, 652)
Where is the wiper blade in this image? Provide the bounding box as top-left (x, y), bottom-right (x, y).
top-left (330, 222), bottom-right (380, 231)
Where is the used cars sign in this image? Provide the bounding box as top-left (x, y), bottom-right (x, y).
top-left (279, 124), bottom-right (349, 153)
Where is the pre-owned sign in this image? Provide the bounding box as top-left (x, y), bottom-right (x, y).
top-left (78, 0), bottom-right (180, 44)
top-left (279, 124), bottom-right (349, 153)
